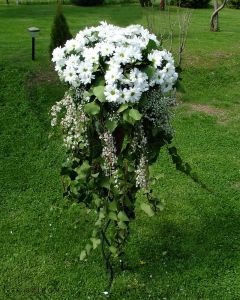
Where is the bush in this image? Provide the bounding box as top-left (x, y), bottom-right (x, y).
top-left (228, 0), bottom-right (240, 8)
top-left (49, 4), bottom-right (72, 57)
top-left (170, 0), bottom-right (211, 8)
top-left (71, 0), bottom-right (104, 6)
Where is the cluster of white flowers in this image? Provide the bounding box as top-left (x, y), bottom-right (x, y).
top-left (52, 22), bottom-right (178, 104)
top-left (99, 130), bottom-right (118, 177)
top-left (51, 93), bottom-right (88, 150)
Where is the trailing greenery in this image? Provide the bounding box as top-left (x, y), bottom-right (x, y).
top-left (49, 4), bottom-right (72, 57)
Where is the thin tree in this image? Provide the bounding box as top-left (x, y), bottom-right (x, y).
top-left (210, 0), bottom-right (228, 31)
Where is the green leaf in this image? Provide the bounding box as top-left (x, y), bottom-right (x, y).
top-left (84, 101), bottom-right (100, 115)
top-left (109, 211), bottom-right (118, 221)
top-left (80, 250), bottom-right (87, 261)
top-left (93, 85), bottom-right (106, 102)
top-left (109, 200), bottom-right (117, 211)
top-left (93, 194), bottom-right (102, 207)
top-left (147, 39), bottom-right (158, 51)
top-left (121, 133), bottom-right (129, 152)
top-left (118, 221), bottom-right (127, 230)
top-left (91, 172), bottom-right (99, 178)
top-left (75, 161), bottom-right (90, 181)
top-left (123, 109), bottom-right (135, 125)
top-left (118, 211), bottom-right (130, 222)
top-left (100, 177), bottom-right (110, 189)
top-left (140, 203), bottom-right (154, 217)
top-left (85, 244), bottom-right (92, 255)
top-left (129, 108), bottom-right (142, 121)
top-left (90, 237), bottom-right (101, 249)
top-left (117, 103), bottom-right (128, 113)
top-left (143, 65), bottom-right (155, 80)
top-left (109, 246), bottom-right (118, 254)
top-left (99, 210), bottom-right (105, 220)
top-left (105, 119), bottom-right (118, 133)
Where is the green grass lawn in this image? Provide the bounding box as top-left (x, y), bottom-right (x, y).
top-left (0, 3), bottom-right (240, 299)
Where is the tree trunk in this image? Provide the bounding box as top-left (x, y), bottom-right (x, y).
top-left (160, 0), bottom-right (165, 10)
top-left (210, 0), bottom-right (228, 32)
top-left (212, 0), bottom-right (219, 31)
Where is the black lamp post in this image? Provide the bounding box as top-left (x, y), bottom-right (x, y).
top-left (27, 27), bottom-right (40, 61)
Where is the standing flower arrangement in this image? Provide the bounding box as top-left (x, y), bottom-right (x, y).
top-left (51, 22), bottom-right (178, 289)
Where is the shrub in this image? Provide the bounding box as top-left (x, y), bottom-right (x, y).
top-left (228, 0), bottom-right (240, 8)
top-left (49, 4), bottom-right (72, 57)
top-left (170, 0), bottom-right (211, 8)
top-left (71, 0), bottom-right (104, 6)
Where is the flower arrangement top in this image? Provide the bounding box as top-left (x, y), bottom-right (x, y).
top-left (52, 21), bottom-right (178, 103)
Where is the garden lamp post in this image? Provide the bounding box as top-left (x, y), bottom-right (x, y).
top-left (27, 27), bottom-right (40, 61)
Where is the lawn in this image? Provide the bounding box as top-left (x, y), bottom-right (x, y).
top-left (0, 3), bottom-right (240, 299)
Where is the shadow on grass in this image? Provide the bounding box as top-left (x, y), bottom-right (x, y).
top-left (129, 206), bottom-right (240, 295)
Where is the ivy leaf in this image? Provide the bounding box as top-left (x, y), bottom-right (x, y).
top-left (84, 101), bottom-right (100, 115)
top-left (142, 65), bottom-right (155, 80)
top-left (147, 39), bottom-right (158, 52)
top-left (99, 210), bottom-right (105, 220)
top-left (85, 244), bottom-right (92, 255)
top-left (118, 221), bottom-right (127, 230)
top-left (93, 85), bottom-right (106, 102)
top-left (109, 211), bottom-right (118, 221)
top-left (109, 200), bottom-right (117, 211)
top-left (118, 211), bottom-right (129, 222)
top-left (117, 103), bottom-right (128, 113)
top-left (121, 133), bottom-right (129, 152)
top-left (80, 250), bottom-right (87, 261)
top-left (105, 119), bottom-right (118, 133)
top-left (90, 238), bottom-right (101, 249)
top-left (75, 161), bottom-right (90, 181)
top-left (93, 194), bottom-right (102, 207)
top-left (140, 203), bottom-right (154, 217)
top-left (129, 108), bottom-right (142, 121)
top-left (123, 109), bottom-right (135, 125)
top-left (109, 246), bottom-right (117, 255)
top-left (100, 177), bottom-right (110, 189)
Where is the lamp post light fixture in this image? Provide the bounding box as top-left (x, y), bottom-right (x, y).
top-left (27, 27), bottom-right (40, 61)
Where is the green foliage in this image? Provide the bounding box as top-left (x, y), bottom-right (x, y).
top-left (71, 0), bottom-right (104, 6)
top-left (170, 0), bottom-right (210, 8)
top-left (228, 0), bottom-right (240, 8)
top-left (49, 4), bottom-right (72, 57)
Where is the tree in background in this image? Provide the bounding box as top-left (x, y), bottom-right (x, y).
top-left (160, 0), bottom-right (165, 10)
top-left (210, 0), bottom-right (228, 31)
top-left (49, 3), bottom-right (72, 57)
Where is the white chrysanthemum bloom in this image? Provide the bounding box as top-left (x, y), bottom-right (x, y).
top-left (65, 54), bottom-right (80, 68)
top-left (96, 42), bottom-right (115, 57)
top-left (77, 62), bottom-right (94, 85)
top-left (105, 65), bottom-right (123, 85)
top-left (52, 47), bottom-right (65, 63)
top-left (52, 22), bottom-right (178, 103)
top-left (65, 39), bottom-right (81, 53)
top-left (148, 50), bottom-right (165, 68)
top-left (104, 85), bottom-right (120, 103)
top-left (82, 47), bottom-right (99, 64)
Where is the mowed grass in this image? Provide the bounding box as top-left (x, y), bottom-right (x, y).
top-left (0, 3), bottom-right (240, 299)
